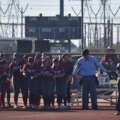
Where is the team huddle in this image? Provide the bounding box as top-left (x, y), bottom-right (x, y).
top-left (0, 50), bottom-right (120, 115)
top-left (0, 53), bottom-right (74, 109)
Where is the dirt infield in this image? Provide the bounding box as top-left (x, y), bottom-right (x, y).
top-left (1, 93), bottom-right (119, 120)
top-left (0, 110), bottom-right (119, 120)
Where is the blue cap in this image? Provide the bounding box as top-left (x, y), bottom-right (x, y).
top-left (82, 49), bottom-right (89, 56)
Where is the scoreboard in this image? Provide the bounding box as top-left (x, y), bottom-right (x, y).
top-left (25, 16), bottom-right (82, 40)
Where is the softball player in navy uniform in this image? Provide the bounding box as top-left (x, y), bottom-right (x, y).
top-left (9, 54), bottom-right (24, 108)
top-left (53, 58), bottom-right (67, 108)
top-left (42, 56), bottom-right (55, 108)
top-left (23, 57), bottom-right (39, 109)
top-left (34, 54), bottom-right (42, 105)
top-left (0, 54), bottom-right (11, 108)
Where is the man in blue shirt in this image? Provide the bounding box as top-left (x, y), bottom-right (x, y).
top-left (116, 63), bottom-right (120, 115)
top-left (72, 49), bottom-right (107, 110)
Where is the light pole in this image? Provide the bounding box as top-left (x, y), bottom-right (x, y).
top-left (101, 0), bottom-right (108, 47)
top-left (60, 0), bottom-right (64, 17)
top-left (103, 0), bottom-right (106, 48)
top-left (16, 3), bottom-right (29, 38)
top-left (81, 0), bottom-right (84, 50)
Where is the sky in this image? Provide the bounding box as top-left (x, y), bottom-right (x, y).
top-left (1, 0), bottom-right (120, 17)
top-left (24, 0), bottom-right (120, 18)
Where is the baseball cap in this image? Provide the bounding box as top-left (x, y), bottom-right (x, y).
top-left (82, 49), bottom-right (89, 56)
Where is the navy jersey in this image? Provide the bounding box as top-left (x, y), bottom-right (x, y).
top-left (23, 63), bottom-right (36, 78)
top-left (63, 61), bottom-right (74, 75)
top-left (0, 59), bottom-right (9, 84)
top-left (53, 66), bottom-right (65, 80)
top-left (33, 61), bottom-right (42, 76)
top-left (42, 66), bottom-right (54, 80)
top-left (9, 61), bottom-right (22, 77)
top-left (0, 59), bottom-right (9, 76)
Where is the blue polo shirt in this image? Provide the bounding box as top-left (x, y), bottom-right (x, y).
top-left (72, 56), bottom-right (106, 76)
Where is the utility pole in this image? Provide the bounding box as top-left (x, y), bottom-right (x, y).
top-left (11, 14), bottom-right (15, 38)
top-left (70, 0), bottom-right (85, 50)
top-left (103, 0), bottom-right (106, 48)
top-left (101, 0), bottom-right (108, 47)
top-left (12, 22), bottom-right (15, 37)
top-left (17, 3), bottom-right (29, 38)
top-left (21, 8), bottom-right (24, 38)
top-left (60, 0), bottom-right (64, 17)
top-left (81, 0), bottom-right (84, 50)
